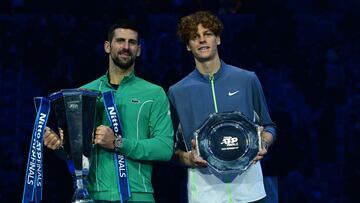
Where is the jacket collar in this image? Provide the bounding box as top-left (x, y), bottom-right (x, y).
top-left (194, 60), bottom-right (226, 81)
top-left (101, 70), bottom-right (136, 87)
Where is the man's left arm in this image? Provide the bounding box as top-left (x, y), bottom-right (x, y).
top-left (250, 73), bottom-right (276, 163)
top-left (251, 73), bottom-right (277, 144)
top-left (119, 89), bottom-right (174, 161)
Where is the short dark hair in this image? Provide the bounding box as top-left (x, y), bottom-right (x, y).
top-left (107, 18), bottom-right (140, 42)
top-left (177, 11), bottom-right (223, 42)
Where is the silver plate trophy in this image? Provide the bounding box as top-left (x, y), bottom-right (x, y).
top-left (49, 89), bottom-right (99, 203)
top-left (195, 111), bottom-right (262, 180)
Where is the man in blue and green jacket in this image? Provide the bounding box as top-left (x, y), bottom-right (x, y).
top-left (168, 11), bottom-right (276, 203)
top-left (44, 19), bottom-right (174, 203)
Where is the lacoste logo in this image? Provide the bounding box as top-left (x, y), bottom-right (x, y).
top-left (131, 99), bottom-right (140, 103)
top-left (228, 90), bottom-right (239, 96)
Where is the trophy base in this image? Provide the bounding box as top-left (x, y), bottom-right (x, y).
top-left (72, 177), bottom-right (94, 203)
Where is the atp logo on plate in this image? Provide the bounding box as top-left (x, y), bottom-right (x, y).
top-left (220, 136), bottom-right (239, 150)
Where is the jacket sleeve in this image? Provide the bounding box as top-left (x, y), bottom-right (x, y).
top-left (167, 88), bottom-right (186, 151)
top-left (120, 88), bottom-right (174, 161)
top-left (251, 73), bottom-right (277, 141)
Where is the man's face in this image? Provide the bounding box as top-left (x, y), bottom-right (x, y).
top-left (105, 28), bottom-right (141, 70)
top-left (186, 24), bottom-right (220, 62)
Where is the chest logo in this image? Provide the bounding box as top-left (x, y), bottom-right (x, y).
top-left (131, 99), bottom-right (140, 104)
top-left (228, 90), bottom-right (239, 96)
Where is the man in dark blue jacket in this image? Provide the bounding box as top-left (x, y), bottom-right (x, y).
top-left (168, 11), bottom-right (276, 203)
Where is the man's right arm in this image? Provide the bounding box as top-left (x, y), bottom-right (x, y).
top-left (173, 139), bottom-right (207, 168)
top-left (174, 149), bottom-right (192, 166)
top-left (168, 87), bottom-right (207, 168)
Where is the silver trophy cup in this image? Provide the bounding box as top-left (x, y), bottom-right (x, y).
top-left (49, 89), bottom-right (99, 203)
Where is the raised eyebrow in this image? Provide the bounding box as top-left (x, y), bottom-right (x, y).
top-left (203, 30), bottom-right (214, 34)
top-left (114, 37), bottom-right (138, 43)
top-left (114, 37), bottom-right (125, 42)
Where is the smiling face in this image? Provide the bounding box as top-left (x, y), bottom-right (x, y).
top-left (105, 28), bottom-right (141, 70)
top-left (186, 24), bottom-right (221, 63)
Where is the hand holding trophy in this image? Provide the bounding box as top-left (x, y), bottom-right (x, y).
top-left (22, 88), bottom-right (99, 203)
top-left (49, 89), bottom-right (99, 203)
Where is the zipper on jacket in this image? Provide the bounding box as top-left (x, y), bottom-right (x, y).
top-left (210, 74), bottom-right (233, 203)
top-left (209, 75), bottom-right (218, 113)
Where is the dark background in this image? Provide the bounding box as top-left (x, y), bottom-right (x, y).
top-left (0, 0), bottom-right (359, 202)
